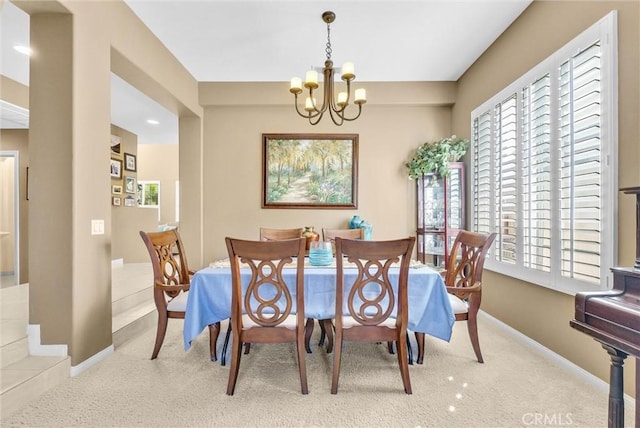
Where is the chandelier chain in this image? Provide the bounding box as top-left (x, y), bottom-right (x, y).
top-left (325, 23), bottom-right (332, 61)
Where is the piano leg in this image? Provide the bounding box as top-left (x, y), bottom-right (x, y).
top-left (602, 344), bottom-right (628, 428)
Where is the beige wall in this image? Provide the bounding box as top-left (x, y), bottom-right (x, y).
top-left (199, 82), bottom-right (456, 264)
top-left (452, 1), bottom-right (639, 396)
top-left (0, 76), bottom-right (29, 109)
top-left (137, 144), bottom-right (179, 225)
top-left (111, 206), bottom-right (158, 263)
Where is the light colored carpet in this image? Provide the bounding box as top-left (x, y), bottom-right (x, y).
top-left (2, 315), bottom-right (634, 428)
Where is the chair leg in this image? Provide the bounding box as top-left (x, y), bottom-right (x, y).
top-left (221, 322), bottom-right (232, 366)
top-left (318, 319), bottom-right (326, 346)
top-left (467, 315), bottom-right (484, 363)
top-left (151, 310), bottom-right (169, 360)
top-left (225, 334), bottom-right (243, 395)
top-left (387, 341), bottom-right (395, 354)
top-left (296, 335), bottom-right (309, 394)
top-left (208, 322), bottom-right (221, 362)
top-left (243, 343), bottom-right (251, 354)
top-left (414, 332), bottom-right (425, 364)
top-left (330, 328), bottom-right (343, 394)
top-left (304, 318), bottom-right (315, 353)
top-left (396, 333), bottom-right (413, 394)
top-left (406, 332), bottom-right (413, 366)
top-left (322, 319), bottom-right (334, 353)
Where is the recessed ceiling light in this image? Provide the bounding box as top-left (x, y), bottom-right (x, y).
top-left (146, 119), bottom-right (159, 125)
top-left (14, 45), bottom-right (32, 56)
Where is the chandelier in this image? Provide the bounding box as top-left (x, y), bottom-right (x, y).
top-left (289, 11), bottom-right (366, 126)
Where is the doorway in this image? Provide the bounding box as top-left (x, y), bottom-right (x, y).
top-left (0, 151), bottom-right (20, 287)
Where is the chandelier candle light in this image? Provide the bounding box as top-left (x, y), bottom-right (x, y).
top-left (290, 11), bottom-right (366, 126)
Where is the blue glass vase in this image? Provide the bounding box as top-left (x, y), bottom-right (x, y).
top-left (349, 215), bottom-right (363, 229)
top-left (361, 221), bottom-right (373, 240)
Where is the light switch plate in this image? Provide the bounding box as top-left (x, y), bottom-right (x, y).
top-left (91, 219), bottom-right (105, 235)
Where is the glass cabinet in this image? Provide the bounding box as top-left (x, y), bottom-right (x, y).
top-left (416, 162), bottom-right (465, 269)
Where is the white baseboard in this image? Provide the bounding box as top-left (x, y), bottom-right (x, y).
top-left (479, 311), bottom-right (636, 408)
top-left (28, 324), bottom-right (114, 377)
top-left (27, 324), bottom-right (68, 357)
top-left (70, 345), bottom-right (113, 377)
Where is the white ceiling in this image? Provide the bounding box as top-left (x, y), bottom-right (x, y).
top-left (1, 0), bottom-right (533, 142)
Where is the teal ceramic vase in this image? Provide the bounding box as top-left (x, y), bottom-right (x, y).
top-left (349, 215), bottom-right (363, 229)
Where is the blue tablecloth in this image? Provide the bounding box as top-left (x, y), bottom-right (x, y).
top-left (184, 264), bottom-right (455, 350)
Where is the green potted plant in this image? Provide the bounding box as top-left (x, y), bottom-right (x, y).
top-left (406, 135), bottom-right (469, 179)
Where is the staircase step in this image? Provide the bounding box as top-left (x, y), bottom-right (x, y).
top-left (112, 286), bottom-right (152, 317)
top-left (1, 336), bottom-right (29, 368)
top-left (0, 355), bottom-right (70, 419)
top-left (112, 302), bottom-right (157, 348)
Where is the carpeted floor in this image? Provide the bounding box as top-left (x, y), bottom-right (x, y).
top-left (2, 315), bottom-right (635, 427)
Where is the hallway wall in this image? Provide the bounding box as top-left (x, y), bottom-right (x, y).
top-left (0, 129), bottom-right (29, 283)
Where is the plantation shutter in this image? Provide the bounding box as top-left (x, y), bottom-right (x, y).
top-left (470, 12), bottom-right (616, 293)
top-left (558, 41), bottom-right (602, 283)
top-left (494, 95), bottom-right (518, 264)
top-left (521, 75), bottom-right (552, 272)
top-left (472, 111), bottom-right (492, 237)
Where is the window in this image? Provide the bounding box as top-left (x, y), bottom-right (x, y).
top-left (470, 12), bottom-right (617, 294)
top-left (137, 180), bottom-right (160, 220)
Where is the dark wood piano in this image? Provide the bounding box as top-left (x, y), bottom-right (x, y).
top-left (570, 186), bottom-right (640, 428)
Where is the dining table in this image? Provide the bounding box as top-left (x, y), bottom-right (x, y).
top-left (183, 258), bottom-right (455, 363)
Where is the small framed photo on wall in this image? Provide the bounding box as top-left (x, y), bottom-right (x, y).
top-left (124, 153), bottom-right (137, 172)
top-left (125, 176), bottom-right (136, 194)
top-left (124, 196), bottom-right (136, 207)
top-left (112, 196), bottom-right (121, 206)
top-left (112, 184), bottom-right (123, 195)
top-left (110, 158), bottom-right (122, 179)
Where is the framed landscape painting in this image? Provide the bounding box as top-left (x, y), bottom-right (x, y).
top-left (262, 133), bottom-right (358, 209)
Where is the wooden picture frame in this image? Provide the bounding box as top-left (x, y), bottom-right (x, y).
top-left (124, 152), bottom-right (137, 172)
top-left (112, 184), bottom-right (123, 195)
top-left (110, 158), bottom-right (122, 179)
top-left (262, 133), bottom-right (358, 209)
top-left (112, 196), bottom-right (121, 206)
top-left (124, 176), bottom-right (136, 194)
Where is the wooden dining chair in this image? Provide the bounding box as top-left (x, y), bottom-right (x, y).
top-left (140, 229), bottom-right (220, 361)
top-left (259, 227), bottom-right (303, 241)
top-left (237, 227), bottom-right (303, 357)
top-left (414, 230), bottom-right (497, 364)
top-left (331, 236), bottom-right (416, 394)
top-left (303, 228), bottom-right (366, 354)
top-left (225, 237), bottom-right (308, 395)
top-left (322, 228), bottom-right (364, 251)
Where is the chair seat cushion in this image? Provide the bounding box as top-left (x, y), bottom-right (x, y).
top-left (341, 315), bottom-right (396, 329)
top-left (448, 293), bottom-right (469, 315)
top-left (167, 291), bottom-right (189, 312)
top-left (242, 314), bottom-right (298, 330)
